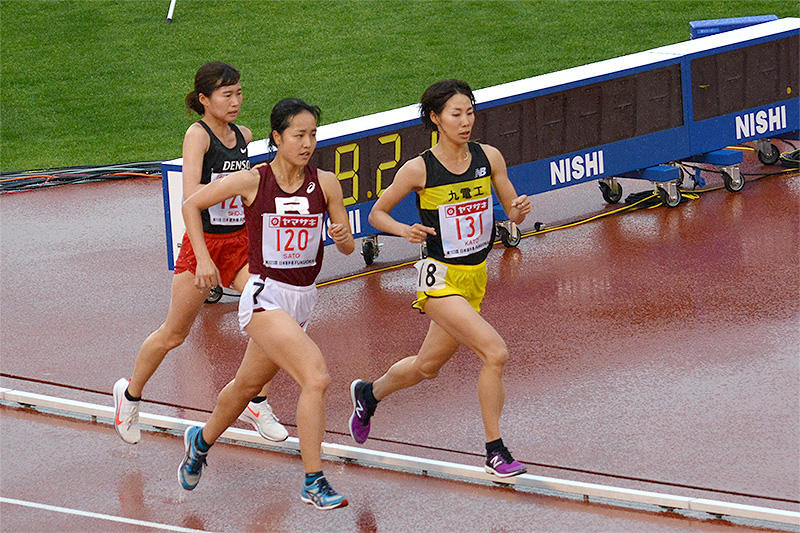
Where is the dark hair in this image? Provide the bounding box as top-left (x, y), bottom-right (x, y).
top-left (269, 98), bottom-right (322, 148)
top-left (419, 79), bottom-right (476, 131)
top-left (185, 61), bottom-right (241, 115)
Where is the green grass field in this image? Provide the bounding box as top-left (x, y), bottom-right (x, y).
top-left (1, 0), bottom-right (796, 171)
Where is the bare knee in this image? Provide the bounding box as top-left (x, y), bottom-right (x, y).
top-left (482, 341), bottom-right (509, 370)
top-left (154, 324), bottom-right (191, 352)
top-left (301, 371), bottom-right (331, 396)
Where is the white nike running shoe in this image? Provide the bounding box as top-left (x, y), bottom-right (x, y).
top-left (238, 400), bottom-right (288, 442)
top-left (113, 378), bottom-right (140, 444)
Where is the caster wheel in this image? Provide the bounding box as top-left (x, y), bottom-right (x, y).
top-left (757, 143), bottom-right (780, 165)
top-left (599, 181), bottom-right (623, 204)
top-left (362, 239), bottom-right (376, 266)
top-left (722, 171), bottom-right (744, 193)
top-left (497, 224), bottom-right (521, 248)
top-left (205, 286), bottom-right (223, 304)
top-left (657, 187), bottom-right (681, 208)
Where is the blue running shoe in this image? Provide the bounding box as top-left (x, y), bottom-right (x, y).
top-left (300, 476), bottom-right (348, 510)
top-left (178, 426), bottom-right (208, 490)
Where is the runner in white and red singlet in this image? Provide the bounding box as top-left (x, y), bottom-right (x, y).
top-left (177, 98), bottom-right (354, 510)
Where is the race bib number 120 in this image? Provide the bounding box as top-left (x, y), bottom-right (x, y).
top-left (261, 213), bottom-right (322, 269)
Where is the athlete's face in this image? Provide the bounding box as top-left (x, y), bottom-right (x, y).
top-left (200, 81), bottom-right (243, 123)
top-left (431, 93), bottom-right (474, 143)
top-left (272, 111), bottom-right (317, 166)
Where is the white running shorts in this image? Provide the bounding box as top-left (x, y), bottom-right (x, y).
top-left (238, 274), bottom-right (317, 332)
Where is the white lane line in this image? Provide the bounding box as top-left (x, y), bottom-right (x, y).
top-left (0, 497), bottom-right (204, 532)
top-left (2, 387), bottom-right (799, 527)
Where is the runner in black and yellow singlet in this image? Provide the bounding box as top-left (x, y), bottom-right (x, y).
top-left (348, 79), bottom-right (533, 479)
top-left (412, 141), bottom-right (496, 313)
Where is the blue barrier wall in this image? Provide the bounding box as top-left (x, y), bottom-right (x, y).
top-left (162, 17), bottom-right (799, 269)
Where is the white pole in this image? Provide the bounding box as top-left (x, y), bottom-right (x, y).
top-left (166, 0), bottom-right (177, 23)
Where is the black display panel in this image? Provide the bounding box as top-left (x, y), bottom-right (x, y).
top-left (308, 64), bottom-right (684, 206)
top-left (691, 35), bottom-right (799, 121)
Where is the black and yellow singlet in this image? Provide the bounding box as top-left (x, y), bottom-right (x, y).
top-left (417, 142), bottom-right (495, 265)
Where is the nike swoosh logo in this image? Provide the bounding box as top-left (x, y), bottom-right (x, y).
top-left (115, 405), bottom-right (124, 426)
top-left (247, 405), bottom-right (260, 418)
top-left (240, 147), bottom-right (247, 153)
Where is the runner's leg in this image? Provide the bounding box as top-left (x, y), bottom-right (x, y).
top-left (423, 296), bottom-right (508, 442)
top-left (128, 271), bottom-right (208, 397)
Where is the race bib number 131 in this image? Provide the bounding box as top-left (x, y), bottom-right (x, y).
top-left (438, 197), bottom-right (493, 258)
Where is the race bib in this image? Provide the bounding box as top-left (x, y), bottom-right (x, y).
top-left (207, 171), bottom-right (245, 225)
top-left (261, 213), bottom-right (322, 269)
top-left (438, 197), bottom-right (493, 258)
top-left (415, 258), bottom-right (448, 292)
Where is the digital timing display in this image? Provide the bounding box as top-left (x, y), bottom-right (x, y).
top-left (307, 64), bottom-right (685, 206)
top-left (691, 35), bottom-right (799, 121)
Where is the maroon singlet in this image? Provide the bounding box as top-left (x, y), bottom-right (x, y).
top-left (245, 164), bottom-right (326, 287)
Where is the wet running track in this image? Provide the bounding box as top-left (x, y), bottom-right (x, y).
top-left (1, 145), bottom-right (799, 532)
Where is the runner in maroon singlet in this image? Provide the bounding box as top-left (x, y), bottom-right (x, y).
top-left (177, 98), bottom-right (354, 510)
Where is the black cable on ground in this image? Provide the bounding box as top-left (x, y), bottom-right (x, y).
top-left (0, 161), bottom-right (162, 195)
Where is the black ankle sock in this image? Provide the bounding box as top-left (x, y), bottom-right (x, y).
top-left (124, 388), bottom-right (141, 402)
top-left (364, 382), bottom-right (379, 413)
top-left (486, 438), bottom-right (504, 455)
top-left (196, 429), bottom-right (211, 452)
top-left (305, 471), bottom-right (323, 485)
top-left (250, 396), bottom-right (267, 404)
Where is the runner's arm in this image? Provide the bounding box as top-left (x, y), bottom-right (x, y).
top-left (182, 168), bottom-right (259, 289)
top-left (318, 170), bottom-right (355, 255)
top-left (483, 144), bottom-right (530, 225)
top-left (368, 157), bottom-right (435, 244)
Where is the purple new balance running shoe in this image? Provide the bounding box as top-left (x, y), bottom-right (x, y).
top-left (348, 379), bottom-right (372, 444)
top-left (485, 447), bottom-right (527, 478)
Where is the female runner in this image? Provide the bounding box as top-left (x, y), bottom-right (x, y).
top-left (178, 98), bottom-right (354, 510)
top-left (113, 62), bottom-right (286, 446)
top-left (348, 79), bottom-right (531, 477)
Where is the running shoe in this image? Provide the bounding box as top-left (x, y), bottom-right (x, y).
top-left (348, 379), bottom-right (372, 444)
top-left (300, 476), bottom-right (348, 510)
top-left (485, 446), bottom-right (527, 478)
top-left (113, 378), bottom-right (140, 444)
top-left (178, 426), bottom-right (208, 490)
top-left (238, 400), bottom-right (289, 442)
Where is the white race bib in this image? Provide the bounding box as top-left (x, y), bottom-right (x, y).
top-left (414, 258), bottom-right (447, 292)
top-left (437, 197), bottom-right (493, 258)
top-left (261, 213), bottom-right (322, 269)
top-left (207, 171), bottom-right (245, 225)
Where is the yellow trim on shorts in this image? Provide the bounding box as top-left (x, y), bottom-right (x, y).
top-left (411, 259), bottom-right (487, 314)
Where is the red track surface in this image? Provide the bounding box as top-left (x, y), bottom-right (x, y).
top-left (1, 145), bottom-right (798, 531)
